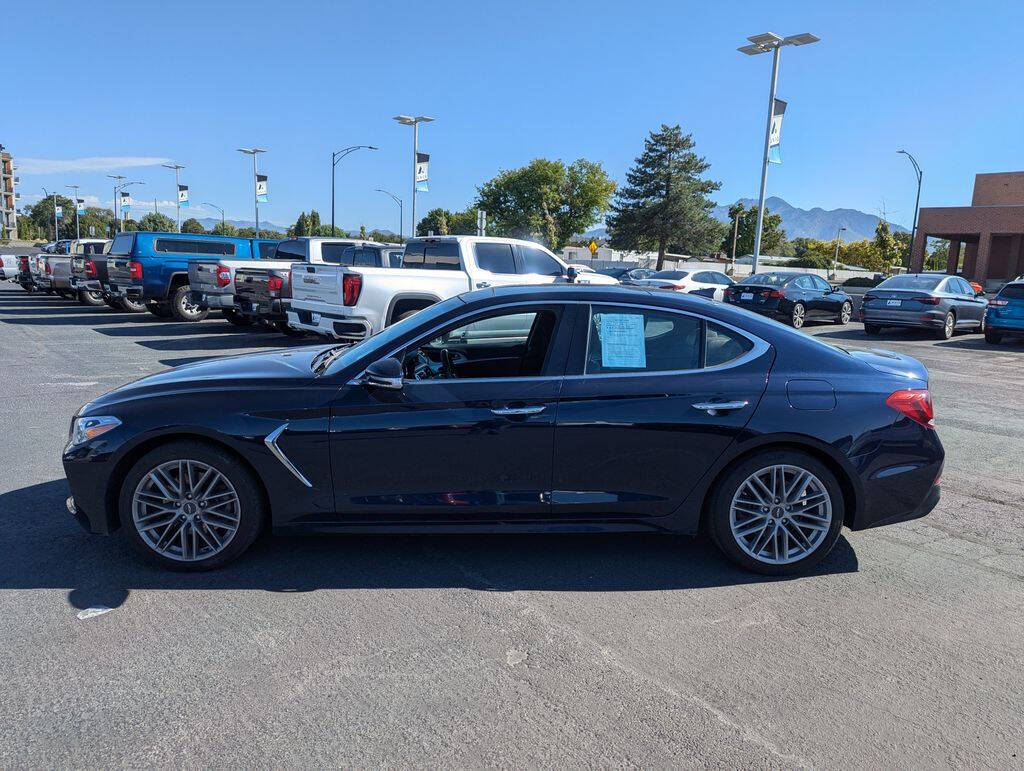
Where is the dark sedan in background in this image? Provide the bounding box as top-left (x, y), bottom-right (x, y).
top-left (63, 284), bottom-right (942, 576)
top-left (724, 271), bottom-right (854, 328)
top-left (860, 273), bottom-right (987, 339)
top-left (595, 266), bottom-right (656, 283)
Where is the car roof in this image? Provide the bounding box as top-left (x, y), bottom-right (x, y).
top-left (406, 234), bottom-right (553, 249)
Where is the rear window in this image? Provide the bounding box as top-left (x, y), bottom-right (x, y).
top-left (320, 242), bottom-right (360, 264)
top-left (257, 242), bottom-right (278, 259)
top-left (109, 233), bottom-right (135, 255)
top-left (998, 283), bottom-right (1024, 299)
top-left (878, 274), bottom-right (943, 291)
top-left (155, 238), bottom-right (235, 256)
top-left (651, 270), bottom-right (689, 279)
top-left (402, 240), bottom-right (461, 271)
top-left (275, 240), bottom-right (306, 261)
top-left (333, 246), bottom-right (382, 267)
top-left (743, 272), bottom-right (790, 286)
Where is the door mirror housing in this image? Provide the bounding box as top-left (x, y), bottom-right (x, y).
top-left (565, 266), bottom-right (578, 284)
top-left (975, 289), bottom-right (986, 297)
top-left (360, 357), bottom-right (403, 390)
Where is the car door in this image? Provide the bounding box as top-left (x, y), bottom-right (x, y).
top-left (795, 275), bottom-right (825, 316)
top-left (809, 274), bottom-right (838, 315)
top-left (328, 303), bottom-right (575, 521)
top-left (954, 277), bottom-right (986, 325)
top-left (552, 303), bottom-right (773, 519)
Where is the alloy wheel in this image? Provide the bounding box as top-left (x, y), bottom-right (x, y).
top-left (131, 459), bottom-right (241, 562)
top-left (840, 302), bottom-right (852, 324)
top-left (791, 303), bottom-right (806, 328)
top-left (729, 464), bottom-right (833, 565)
top-left (943, 313), bottom-right (954, 338)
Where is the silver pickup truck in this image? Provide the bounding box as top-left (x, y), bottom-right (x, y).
top-left (187, 240), bottom-right (282, 326)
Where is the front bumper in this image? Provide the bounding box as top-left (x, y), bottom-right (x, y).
top-left (286, 307), bottom-right (372, 340)
top-left (63, 443), bottom-right (119, 535)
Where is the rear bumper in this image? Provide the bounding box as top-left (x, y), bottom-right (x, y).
top-left (108, 281), bottom-right (144, 300)
top-left (237, 296), bottom-right (286, 320)
top-left (190, 290), bottom-right (234, 309)
top-left (860, 308), bottom-right (946, 328)
top-left (70, 276), bottom-right (102, 292)
top-left (985, 312), bottom-right (1024, 334)
top-left (286, 307), bottom-right (373, 340)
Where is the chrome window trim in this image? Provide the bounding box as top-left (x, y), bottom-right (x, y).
top-left (349, 298), bottom-right (771, 385)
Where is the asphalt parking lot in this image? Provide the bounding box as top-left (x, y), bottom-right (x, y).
top-left (1, 282), bottom-right (1022, 767)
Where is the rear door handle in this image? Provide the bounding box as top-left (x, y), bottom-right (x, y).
top-left (491, 405), bottom-right (545, 416)
top-left (692, 400), bottom-right (749, 415)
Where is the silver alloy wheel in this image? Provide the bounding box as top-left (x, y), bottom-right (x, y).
top-left (729, 464), bottom-right (833, 565)
top-left (180, 291), bottom-right (202, 316)
top-left (943, 313), bottom-right (954, 338)
top-left (840, 302), bottom-right (852, 323)
top-left (132, 459), bottom-right (241, 562)
top-left (792, 303), bottom-right (806, 328)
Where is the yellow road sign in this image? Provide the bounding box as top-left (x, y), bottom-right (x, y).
top-left (588, 240), bottom-right (598, 255)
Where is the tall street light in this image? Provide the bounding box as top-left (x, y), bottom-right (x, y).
top-left (203, 201), bottom-right (225, 230)
top-left (65, 184), bottom-right (81, 240)
top-left (109, 179), bottom-right (144, 234)
top-left (237, 148), bottom-right (266, 237)
top-left (42, 187), bottom-right (59, 240)
top-left (331, 145), bottom-right (378, 236)
top-left (738, 31), bottom-right (819, 274)
top-left (375, 188), bottom-right (403, 241)
top-left (393, 115), bottom-right (433, 236)
top-left (898, 149), bottom-right (923, 268)
top-left (162, 162), bottom-right (186, 232)
top-left (832, 225), bottom-right (847, 279)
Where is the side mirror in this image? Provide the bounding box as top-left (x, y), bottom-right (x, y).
top-left (565, 266), bottom-right (578, 284)
top-left (831, 285), bottom-right (840, 293)
top-left (975, 289), bottom-right (986, 297)
top-left (360, 356), bottom-right (403, 390)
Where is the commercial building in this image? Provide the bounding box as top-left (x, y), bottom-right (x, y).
top-left (910, 171), bottom-right (1024, 289)
top-left (1, 147), bottom-right (17, 240)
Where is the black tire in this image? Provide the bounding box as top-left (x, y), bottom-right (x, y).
top-left (223, 309), bottom-right (254, 327)
top-left (275, 320), bottom-right (306, 337)
top-left (864, 324), bottom-right (881, 336)
top-left (58, 290), bottom-right (76, 300)
top-left (103, 295), bottom-right (121, 310)
top-left (146, 300), bottom-right (173, 318)
top-left (985, 330), bottom-right (1002, 344)
top-left (790, 302), bottom-right (806, 329)
top-left (394, 309), bottom-right (422, 324)
top-left (708, 450), bottom-right (845, 576)
top-left (977, 314), bottom-right (986, 334)
top-left (120, 296), bottom-right (148, 313)
top-left (836, 301), bottom-right (853, 325)
top-left (169, 284), bottom-right (209, 322)
top-left (935, 311), bottom-right (955, 340)
top-left (78, 288), bottom-right (106, 306)
top-left (118, 440), bottom-right (265, 571)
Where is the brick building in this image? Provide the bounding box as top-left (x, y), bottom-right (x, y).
top-left (1, 148), bottom-right (17, 240)
top-left (910, 171), bottom-right (1024, 289)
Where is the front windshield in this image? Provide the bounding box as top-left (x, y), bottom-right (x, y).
top-left (743, 272), bottom-right (790, 286)
top-left (320, 295), bottom-right (467, 375)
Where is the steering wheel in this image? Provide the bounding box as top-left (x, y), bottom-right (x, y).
top-left (440, 348), bottom-right (456, 378)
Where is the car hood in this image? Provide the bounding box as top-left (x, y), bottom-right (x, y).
top-left (846, 347), bottom-right (929, 383)
top-left (83, 345), bottom-right (327, 412)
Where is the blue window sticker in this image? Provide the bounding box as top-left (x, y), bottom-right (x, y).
top-left (595, 312), bottom-right (646, 369)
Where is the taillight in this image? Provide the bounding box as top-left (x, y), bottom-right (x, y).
top-left (267, 275), bottom-right (284, 295)
top-left (85, 259), bottom-right (97, 278)
top-left (18, 256), bottom-right (28, 270)
top-left (281, 273), bottom-right (291, 299)
top-left (215, 266), bottom-right (231, 287)
top-left (763, 289), bottom-right (784, 299)
top-left (862, 294), bottom-right (877, 303)
top-left (671, 283), bottom-right (688, 291)
top-left (918, 296), bottom-right (940, 305)
top-left (129, 261), bottom-right (144, 281)
top-left (989, 298), bottom-right (1008, 306)
top-left (45, 261), bottom-right (52, 275)
top-left (342, 273), bottom-right (362, 306)
top-left (886, 389), bottom-right (934, 429)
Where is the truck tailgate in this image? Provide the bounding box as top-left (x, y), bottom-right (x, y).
top-left (290, 264), bottom-right (344, 308)
top-left (189, 260), bottom-right (228, 295)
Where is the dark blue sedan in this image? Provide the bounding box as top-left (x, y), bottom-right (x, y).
top-left (63, 284), bottom-right (942, 575)
top-left (723, 271), bottom-right (854, 328)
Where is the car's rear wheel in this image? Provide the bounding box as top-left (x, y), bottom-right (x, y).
top-left (78, 289), bottom-right (105, 306)
top-left (936, 311), bottom-right (955, 340)
top-left (709, 450), bottom-right (844, 575)
top-left (985, 330), bottom-right (1002, 344)
top-left (119, 441), bottom-right (265, 570)
top-left (146, 300), bottom-right (172, 318)
top-left (170, 285), bottom-right (209, 322)
top-left (790, 302), bottom-right (806, 329)
top-left (223, 309), bottom-right (253, 327)
top-left (120, 296), bottom-right (148, 313)
top-left (864, 324), bottom-right (881, 336)
top-left (836, 301), bottom-right (852, 324)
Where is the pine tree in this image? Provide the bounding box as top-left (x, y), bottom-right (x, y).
top-left (607, 124), bottom-right (724, 269)
top-left (294, 212), bottom-right (309, 237)
top-left (308, 210), bottom-right (322, 232)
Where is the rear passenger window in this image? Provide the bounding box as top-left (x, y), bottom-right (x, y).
top-left (155, 239), bottom-right (235, 256)
top-left (275, 240), bottom-right (306, 261)
top-left (475, 242), bottom-right (517, 274)
top-left (705, 322), bottom-right (754, 367)
top-left (586, 306), bottom-right (701, 374)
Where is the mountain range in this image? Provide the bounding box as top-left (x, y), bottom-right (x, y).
top-left (191, 217), bottom-right (291, 233)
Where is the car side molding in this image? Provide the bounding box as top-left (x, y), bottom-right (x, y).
top-left (264, 423), bottom-right (313, 488)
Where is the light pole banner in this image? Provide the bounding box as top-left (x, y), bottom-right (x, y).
top-left (768, 98), bottom-right (787, 164)
top-left (76, 198), bottom-right (86, 216)
top-left (178, 185), bottom-right (189, 207)
top-left (415, 152), bottom-right (429, 192)
top-left (120, 191), bottom-right (132, 212)
top-left (55, 206), bottom-right (63, 220)
top-left (256, 174), bottom-right (268, 203)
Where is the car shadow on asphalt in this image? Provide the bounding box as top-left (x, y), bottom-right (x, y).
top-left (134, 334), bottom-right (315, 352)
top-left (1, 480), bottom-right (859, 605)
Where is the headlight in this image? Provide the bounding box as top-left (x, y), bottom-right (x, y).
top-left (69, 416), bottom-right (121, 446)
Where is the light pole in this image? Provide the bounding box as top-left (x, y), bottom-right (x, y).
top-left (393, 115), bottom-right (433, 236)
top-left (237, 148), bottom-right (266, 237)
top-left (730, 208), bottom-right (740, 274)
top-left (161, 162), bottom-right (185, 232)
top-left (203, 202), bottom-right (225, 231)
top-left (833, 226), bottom-right (847, 279)
top-left (42, 187), bottom-right (59, 240)
top-left (110, 179), bottom-right (145, 235)
top-left (738, 32), bottom-right (819, 274)
top-left (375, 188), bottom-right (403, 241)
top-left (65, 184), bottom-right (81, 240)
top-left (331, 145), bottom-right (378, 236)
top-left (897, 149), bottom-right (923, 268)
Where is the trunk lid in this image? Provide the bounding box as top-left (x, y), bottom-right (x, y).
top-left (847, 347), bottom-right (929, 384)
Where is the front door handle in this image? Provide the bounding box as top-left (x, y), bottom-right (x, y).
top-left (692, 400), bottom-right (749, 416)
top-left (491, 405), bottom-right (545, 416)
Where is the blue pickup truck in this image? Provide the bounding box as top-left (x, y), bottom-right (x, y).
top-left (106, 232), bottom-right (279, 321)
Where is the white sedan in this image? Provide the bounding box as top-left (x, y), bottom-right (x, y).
top-left (632, 269), bottom-right (735, 300)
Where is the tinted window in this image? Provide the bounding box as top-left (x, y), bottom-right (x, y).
top-left (956, 278), bottom-right (975, 295)
top-left (794, 276), bottom-right (814, 290)
top-left (402, 240), bottom-right (461, 270)
top-left (743, 272), bottom-right (789, 286)
top-left (715, 272), bottom-right (735, 285)
top-left (83, 242), bottom-right (106, 255)
top-left (155, 238), bottom-right (235, 256)
top-left (651, 270), bottom-right (689, 279)
top-left (998, 284), bottom-right (1024, 299)
top-left (706, 322), bottom-right (755, 367)
top-left (276, 240), bottom-right (306, 261)
top-left (320, 242), bottom-right (360, 264)
top-left (518, 245), bottom-right (563, 276)
top-left (810, 275), bottom-right (832, 291)
top-left (383, 249), bottom-right (403, 268)
top-left (586, 306), bottom-right (701, 374)
top-left (352, 248), bottom-right (381, 267)
top-left (475, 242), bottom-right (517, 274)
top-left (257, 242), bottom-right (278, 259)
top-left (109, 233), bottom-right (135, 255)
top-left (878, 274), bottom-right (943, 291)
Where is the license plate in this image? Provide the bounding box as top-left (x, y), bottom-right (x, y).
top-left (886, 299), bottom-right (902, 307)
top-left (311, 312), bottom-right (321, 324)
top-left (741, 292), bottom-right (753, 300)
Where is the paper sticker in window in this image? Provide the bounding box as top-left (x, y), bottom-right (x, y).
top-left (595, 313), bottom-right (646, 369)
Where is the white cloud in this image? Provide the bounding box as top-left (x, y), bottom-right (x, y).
top-left (17, 156), bottom-right (174, 175)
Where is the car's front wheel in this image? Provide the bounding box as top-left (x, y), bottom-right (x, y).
top-left (708, 450), bottom-right (844, 575)
top-left (836, 301), bottom-right (853, 324)
top-left (170, 285), bottom-right (209, 322)
top-left (119, 441), bottom-right (265, 570)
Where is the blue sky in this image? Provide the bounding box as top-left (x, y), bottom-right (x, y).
top-left (7, 0), bottom-right (1022, 233)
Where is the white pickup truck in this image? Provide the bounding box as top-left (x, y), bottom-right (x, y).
top-left (286, 235), bottom-right (617, 341)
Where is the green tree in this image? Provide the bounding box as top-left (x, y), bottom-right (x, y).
top-left (237, 227), bottom-right (284, 239)
top-left (925, 238), bottom-right (949, 271)
top-left (136, 212), bottom-right (176, 232)
top-left (308, 210), bottom-right (322, 233)
top-left (606, 124), bottom-right (723, 268)
top-left (211, 221), bottom-right (238, 236)
top-left (181, 218), bottom-right (206, 234)
top-left (873, 221), bottom-right (903, 271)
top-left (447, 207), bottom-right (480, 235)
top-left (359, 224), bottom-right (367, 239)
top-left (475, 157), bottom-right (615, 250)
top-left (24, 195), bottom-right (79, 240)
top-left (292, 212), bottom-right (310, 237)
top-left (721, 203), bottom-right (785, 258)
top-left (416, 208), bottom-right (450, 236)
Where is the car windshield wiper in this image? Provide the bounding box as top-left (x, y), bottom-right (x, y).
top-left (310, 344), bottom-right (348, 375)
